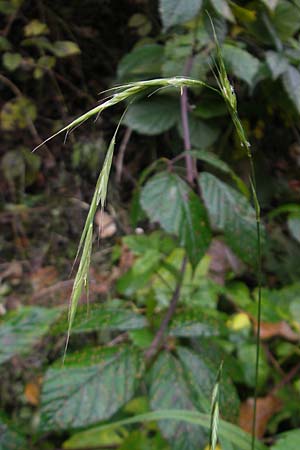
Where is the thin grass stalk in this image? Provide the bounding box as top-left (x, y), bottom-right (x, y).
top-left (211, 23), bottom-right (263, 450)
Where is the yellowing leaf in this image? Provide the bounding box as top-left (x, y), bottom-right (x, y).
top-left (227, 313), bottom-right (251, 331)
top-left (52, 40), bottom-right (80, 58)
top-left (24, 19), bottom-right (49, 36)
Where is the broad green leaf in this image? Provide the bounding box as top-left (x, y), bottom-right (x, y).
top-left (149, 351), bottom-right (208, 449)
top-left (140, 172), bottom-right (211, 267)
top-left (76, 410), bottom-right (267, 450)
top-left (272, 1), bottom-right (300, 40)
top-left (40, 347), bottom-right (144, 430)
top-left (68, 306), bottom-right (147, 333)
top-left (265, 51), bottom-right (289, 80)
top-left (0, 307), bottom-right (60, 365)
top-left (199, 172), bottom-right (261, 265)
top-left (177, 114), bottom-right (219, 149)
top-left (282, 65), bottom-right (300, 113)
top-left (190, 149), bottom-right (248, 196)
top-left (0, 417), bottom-right (27, 450)
top-left (52, 40), bottom-right (80, 58)
top-left (272, 429), bottom-right (300, 450)
top-left (288, 214), bottom-right (300, 243)
top-left (123, 231), bottom-right (176, 256)
top-left (159, 0), bottom-right (203, 30)
top-left (123, 97), bottom-right (179, 135)
top-left (149, 349), bottom-right (239, 450)
top-left (177, 347), bottom-right (239, 422)
top-left (222, 44), bottom-right (260, 86)
top-left (170, 308), bottom-right (227, 337)
top-left (237, 344), bottom-right (269, 388)
top-left (117, 248), bottom-right (163, 296)
top-left (2, 52), bottom-right (22, 71)
top-left (210, 0), bottom-right (234, 22)
top-left (117, 44), bottom-right (164, 81)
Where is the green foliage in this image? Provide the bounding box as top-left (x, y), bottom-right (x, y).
top-left (0, 416), bottom-right (26, 450)
top-left (0, 307), bottom-right (60, 364)
top-left (2, 1), bottom-right (300, 449)
top-left (40, 347), bottom-right (144, 430)
top-left (140, 171), bottom-right (211, 268)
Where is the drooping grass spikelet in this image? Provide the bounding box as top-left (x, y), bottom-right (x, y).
top-left (209, 361), bottom-right (223, 450)
top-left (63, 115), bottom-right (125, 359)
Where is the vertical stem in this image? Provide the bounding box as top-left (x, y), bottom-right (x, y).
top-left (251, 219), bottom-right (262, 448)
top-left (145, 256), bottom-right (187, 361)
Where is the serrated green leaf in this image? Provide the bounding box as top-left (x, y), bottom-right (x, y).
top-left (282, 65), bottom-right (300, 114)
top-left (159, 0), bottom-right (203, 30)
top-left (222, 44), bottom-right (260, 86)
top-left (0, 417), bottom-right (27, 450)
top-left (170, 308), bottom-right (227, 337)
top-left (117, 44), bottom-right (164, 81)
top-left (140, 172), bottom-right (211, 267)
top-left (0, 307), bottom-right (61, 365)
top-left (150, 351), bottom-right (208, 449)
top-left (199, 172), bottom-right (262, 265)
top-left (68, 306), bottom-right (148, 334)
top-left (123, 97), bottom-right (179, 135)
top-left (177, 347), bottom-right (239, 422)
top-left (40, 347), bottom-right (144, 430)
top-left (149, 349), bottom-right (239, 450)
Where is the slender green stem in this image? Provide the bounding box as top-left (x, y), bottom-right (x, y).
top-left (251, 219), bottom-right (262, 449)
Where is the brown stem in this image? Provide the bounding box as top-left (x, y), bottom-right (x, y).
top-left (145, 256), bottom-right (187, 361)
top-left (270, 361), bottom-right (300, 395)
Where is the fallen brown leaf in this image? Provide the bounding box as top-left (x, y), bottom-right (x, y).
top-left (239, 395), bottom-right (282, 438)
top-left (256, 321), bottom-right (299, 341)
top-left (30, 266), bottom-right (58, 292)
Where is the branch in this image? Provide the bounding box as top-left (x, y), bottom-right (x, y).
top-left (145, 256), bottom-right (187, 361)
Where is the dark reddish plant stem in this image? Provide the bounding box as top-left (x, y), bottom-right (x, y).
top-left (145, 256), bottom-right (187, 361)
